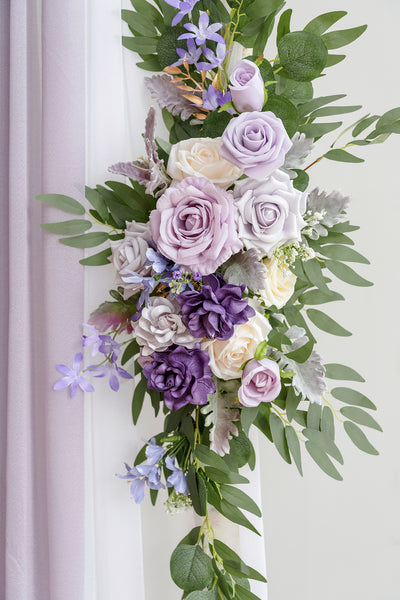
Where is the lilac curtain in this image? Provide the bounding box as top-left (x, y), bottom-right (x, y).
top-left (0, 1), bottom-right (85, 598)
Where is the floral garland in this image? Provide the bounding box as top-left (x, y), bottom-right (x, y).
top-left (37, 1), bottom-right (400, 597)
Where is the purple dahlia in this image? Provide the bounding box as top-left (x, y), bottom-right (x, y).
top-left (176, 274), bottom-right (255, 340)
top-left (142, 344), bottom-right (215, 411)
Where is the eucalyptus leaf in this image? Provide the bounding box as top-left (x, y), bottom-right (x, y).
top-left (41, 219), bottom-right (92, 235)
top-left (220, 485), bottom-right (261, 517)
top-left (303, 428), bottom-right (343, 463)
top-left (219, 500), bottom-right (260, 536)
top-left (278, 31), bottom-right (328, 81)
top-left (132, 377), bottom-right (147, 425)
top-left (79, 248), bottom-right (112, 266)
top-left (331, 387), bottom-right (376, 410)
top-left (269, 413), bottom-right (291, 463)
top-left (60, 232), bottom-right (109, 248)
top-left (299, 121), bottom-right (342, 138)
top-left (85, 186), bottom-right (109, 221)
top-left (203, 467), bottom-right (249, 485)
top-left (307, 308), bottom-right (352, 337)
top-left (340, 407), bottom-right (382, 431)
top-left (321, 406), bottom-right (335, 439)
top-left (298, 289), bottom-right (344, 305)
top-left (324, 364), bottom-right (365, 382)
top-left (324, 149), bottom-right (364, 163)
top-left (304, 11), bottom-right (347, 36)
top-left (286, 387), bottom-right (301, 422)
top-left (343, 421), bottom-right (379, 455)
top-left (121, 339), bottom-right (140, 365)
top-left (321, 25), bottom-right (367, 50)
top-left (318, 245), bottom-right (369, 264)
top-left (307, 402), bottom-right (321, 429)
top-left (122, 36), bottom-right (158, 54)
top-left (36, 193), bottom-right (85, 215)
top-left (325, 54), bottom-right (346, 67)
top-left (285, 426), bottom-right (303, 475)
top-left (170, 545), bottom-right (214, 593)
top-left (324, 260), bottom-right (373, 287)
top-left (305, 441), bottom-right (343, 480)
top-left (298, 94), bottom-right (346, 118)
top-left (194, 445), bottom-right (231, 474)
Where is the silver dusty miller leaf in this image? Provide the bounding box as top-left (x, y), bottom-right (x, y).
top-left (201, 379), bottom-right (240, 456)
top-left (284, 132), bottom-right (315, 170)
top-left (109, 107), bottom-right (169, 196)
top-left (222, 249), bottom-right (268, 290)
top-left (271, 326), bottom-right (327, 405)
top-left (307, 188), bottom-right (350, 228)
top-left (145, 74), bottom-right (198, 121)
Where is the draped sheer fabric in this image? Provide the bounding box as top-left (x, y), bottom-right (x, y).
top-left (1, 1), bottom-right (85, 598)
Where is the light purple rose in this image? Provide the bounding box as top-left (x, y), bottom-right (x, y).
top-left (150, 177), bottom-right (242, 275)
top-left (220, 111), bottom-right (292, 179)
top-left (234, 170), bottom-right (307, 257)
top-left (238, 358), bottom-right (281, 407)
top-left (229, 60), bottom-right (265, 112)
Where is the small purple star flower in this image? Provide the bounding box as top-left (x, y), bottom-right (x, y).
top-left (197, 43), bottom-right (230, 71)
top-left (165, 456), bottom-right (189, 495)
top-left (171, 38), bottom-right (202, 67)
top-left (82, 324), bottom-right (103, 356)
top-left (121, 270), bottom-right (156, 307)
top-left (116, 463), bottom-right (164, 504)
top-left (98, 335), bottom-right (121, 363)
top-left (179, 12), bottom-right (225, 46)
top-left (145, 438), bottom-right (165, 465)
top-left (54, 352), bottom-right (94, 398)
top-left (90, 361), bottom-right (132, 392)
top-left (164, 0), bottom-right (200, 27)
top-left (202, 86), bottom-right (232, 111)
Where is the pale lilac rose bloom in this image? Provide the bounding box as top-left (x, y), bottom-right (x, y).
top-left (220, 111), bottom-right (292, 179)
top-left (150, 177), bottom-right (242, 275)
top-left (229, 60), bottom-right (265, 112)
top-left (234, 170), bottom-right (307, 257)
top-left (238, 358), bottom-right (281, 407)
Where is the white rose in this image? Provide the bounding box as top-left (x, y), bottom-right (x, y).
top-left (110, 221), bottom-right (151, 298)
top-left (257, 257), bottom-right (296, 309)
top-left (167, 137), bottom-right (242, 188)
top-left (201, 308), bottom-right (271, 380)
top-left (134, 296), bottom-right (200, 356)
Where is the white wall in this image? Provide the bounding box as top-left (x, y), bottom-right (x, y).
top-left (261, 1), bottom-right (400, 599)
top-left (85, 1), bottom-right (400, 599)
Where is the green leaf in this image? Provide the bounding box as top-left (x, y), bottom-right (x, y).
top-left (194, 445), bottom-right (231, 473)
top-left (241, 406), bottom-right (259, 436)
top-left (253, 11), bottom-right (279, 56)
top-left (278, 78), bottom-right (313, 105)
top-left (156, 26), bottom-right (185, 69)
top-left (177, 526), bottom-right (202, 547)
top-left (325, 363), bottom-right (365, 382)
top-left (352, 115), bottom-right (379, 138)
top-left (203, 467), bottom-right (249, 485)
top-left (121, 339), bottom-right (140, 365)
top-left (303, 428), bottom-right (343, 463)
top-left (343, 421), bottom-right (379, 455)
top-left (85, 186), bottom-right (109, 222)
top-left (218, 500), bottom-right (260, 536)
top-left (121, 9), bottom-right (157, 37)
top-left (269, 413), bottom-right (291, 463)
top-left (298, 289), bottom-right (344, 305)
top-left (292, 169), bottom-right (309, 192)
top-left (307, 402), bottom-right (321, 429)
top-left (298, 94), bottom-right (346, 118)
top-left (278, 31), bottom-right (328, 81)
top-left (307, 308), bottom-right (351, 337)
top-left (285, 339), bottom-right (314, 363)
top-left (303, 258), bottom-right (330, 293)
top-left (276, 9), bottom-right (292, 44)
top-left (131, 377), bottom-right (147, 425)
top-left (324, 149), bottom-right (364, 163)
top-left (129, 0), bottom-right (164, 28)
top-left (318, 245), bottom-right (369, 264)
top-left (305, 441), bottom-right (343, 480)
top-left (187, 465), bottom-right (207, 516)
top-left (340, 407), bottom-right (382, 431)
top-left (263, 95), bottom-right (299, 137)
top-left (247, 0), bottom-right (283, 19)
top-left (203, 110), bottom-right (232, 138)
top-left (321, 25), bottom-right (367, 50)
top-left (285, 425), bottom-right (302, 475)
top-left (60, 232), bottom-right (109, 248)
top-left (213, 540), bottom-right (267, 583)
top-left (79, 248), bottom-right (112, 266)
top-left (235, 582), bottom-right (263, 600)
top-left (325, 54), bottom-right (346, 67)
top-left (105, 180), bottom-right (156, 222)
top-left (170, 545), bottom-right (214, 593)
top-left (122, 35), bottom-right (158, 54)
top-left (299, 121), bottom-right (342, 138)
top-left (136, 57), bottom-right (162, 71)
top-left (304, 11), bottom-right (347, 36)
top-left (36, 193), bottom-right (85, 215)
top-left (220, 485), bottom-right (261, 517)
top-left (41, 219), bottom-right (92, 235)
top-left (286, 387), bottom-right (301, 422)
top-left (321, 406), bottom-right (335, 439)
top-left (331, 387), bottom-right (376, 410)
top-left (324, 260), bottom-right (373, 287)
top-left (186, 592), bottom-right (218, 600)
top-left (310, 105), bottom-right (361, 120)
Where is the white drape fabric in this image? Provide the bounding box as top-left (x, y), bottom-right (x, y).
top-left (84, 1), bottom-right (267, 598)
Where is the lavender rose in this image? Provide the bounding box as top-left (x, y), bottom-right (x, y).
top-left (238, 358), bottom-right (281, 407)
top-left (110, 221), bottom-right (151, 298)
top-left (142, 344), bottom-right (216, 411)
top-left (176, 274), bottom-right (255, 340)
top-left (234, 170), bottom-right (307, 257)
top-left (229, 60), bottom-right (265, 112)
top-left (150, 177), bottom-right (242, 275)
top-left (220, 111), bottom-right (292, 179)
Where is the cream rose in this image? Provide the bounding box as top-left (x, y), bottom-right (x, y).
top-left (167, 137), bottom-right (242, 188)
top-left (201, 308), bottom-right (271, 380)
top-left (257, 257), bottom-right (296, 309)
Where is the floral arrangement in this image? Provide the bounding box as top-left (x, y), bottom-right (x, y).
top-left (37, 1), bottom-right (400, 598)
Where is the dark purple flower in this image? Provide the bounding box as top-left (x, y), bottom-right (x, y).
top-left (142, 344), bottom-right (215, 411)
top-left (176, 274), bottom-right (255, 340)
top-left (179, 12), bottom-right (225, 46)
top-left (54, 353), bottom-right (94, 398)
top-left (165, 456), bottom-right (188, 494)
top-left (202, 86), bottom-right (231, 111)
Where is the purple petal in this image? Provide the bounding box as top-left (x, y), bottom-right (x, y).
top-left (53, 378), bottom-right (70, 391)
top-left (72, 352), bottom-right (83, 373)
top-left (56, 364), bottom-right (73, 376)
top-left (109, 373), bottom-right (120, 392)
top-left (70, 381), bottom-right (78, 398)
